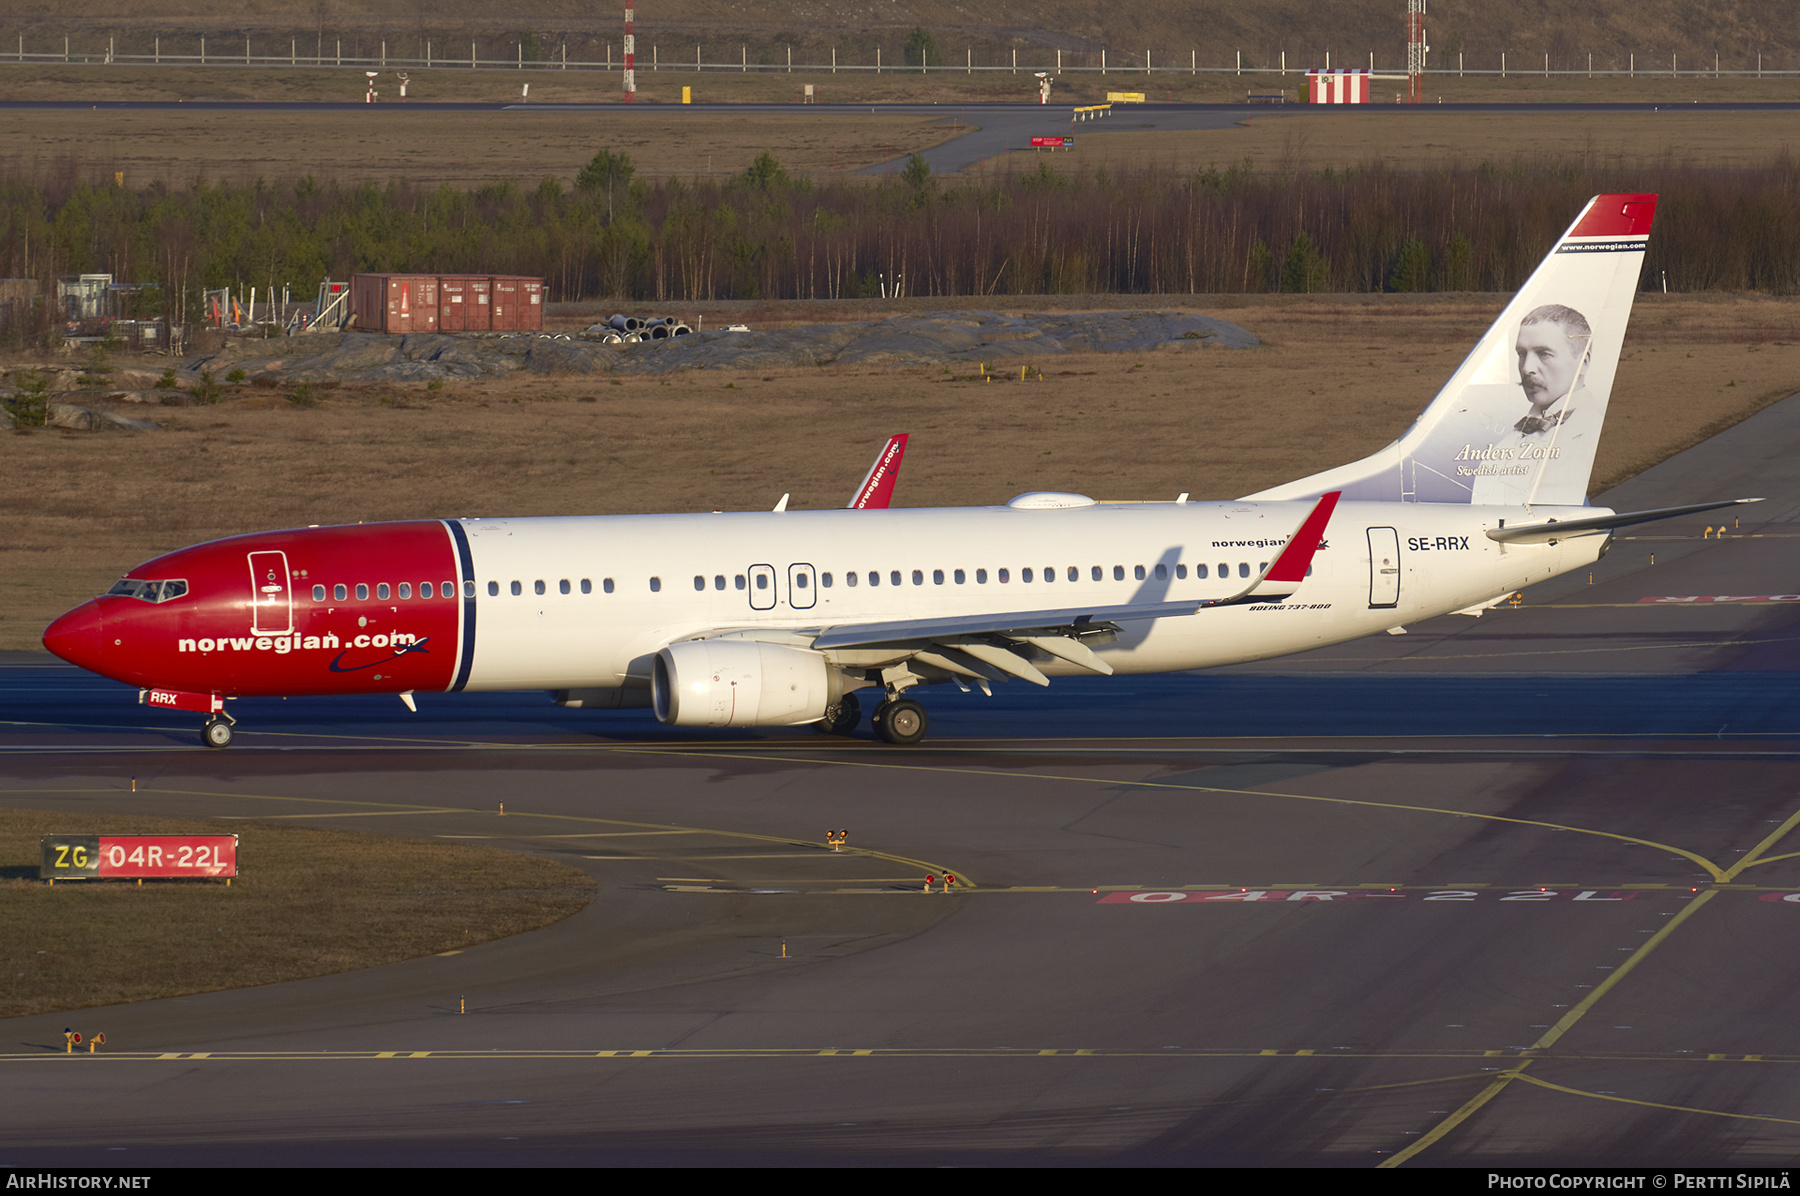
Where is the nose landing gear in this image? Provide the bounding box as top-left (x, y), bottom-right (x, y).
top-left (201, 714), bottom-right (236, 749)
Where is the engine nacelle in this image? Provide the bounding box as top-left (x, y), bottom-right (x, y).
top-left (652, 639), bottom-right (835, 728)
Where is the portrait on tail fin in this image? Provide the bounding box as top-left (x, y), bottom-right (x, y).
top-left (1246, 194), bottom-right (1657, 509)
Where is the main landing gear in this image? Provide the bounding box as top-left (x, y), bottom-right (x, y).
top-left (815, 691), bottom-right (931, 744)
top-left (816, 692), bottom-right (863, 736)
top-left (201, 714), bottom-right (236, 749)
top-left (871, 697), bottom-right (929, 746)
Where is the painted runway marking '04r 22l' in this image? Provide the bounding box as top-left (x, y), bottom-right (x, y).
top-left (1097, 890), bottom-right (1648, 904)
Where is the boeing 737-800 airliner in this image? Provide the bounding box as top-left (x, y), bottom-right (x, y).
top-left (42, 194), bottom-right (1755, 747)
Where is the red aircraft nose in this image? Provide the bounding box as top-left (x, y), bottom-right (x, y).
top-left (43, 600), bottom-right (104, 672)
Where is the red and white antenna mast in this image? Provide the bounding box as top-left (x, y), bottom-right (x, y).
top-left (624, 6), bottom-right (637, 102)
top-left (1406, 0), bottom-right (1428, 103)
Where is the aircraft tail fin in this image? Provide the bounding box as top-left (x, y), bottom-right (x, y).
top-left (1244, 194), bottom-right (1657, 508)
top-left (847, 434), bottom-right (909, 509)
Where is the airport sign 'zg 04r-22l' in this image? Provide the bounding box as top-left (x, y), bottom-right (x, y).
top-left (39, 835), bottom-right (239, 881)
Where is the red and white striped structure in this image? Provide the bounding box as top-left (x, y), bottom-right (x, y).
top-left (1307, 68), bottom-right (1370, 104)
top-left (623, 6), bottom-right (636, 102)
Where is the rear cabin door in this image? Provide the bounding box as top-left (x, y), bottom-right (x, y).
top-left (1367, 527), bottom-right (1401, 609)
top-left (247, 550), bottom-right (294, 635)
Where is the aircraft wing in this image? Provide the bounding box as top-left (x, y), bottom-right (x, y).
top-left (798, 492), bottom-right (1340, 687)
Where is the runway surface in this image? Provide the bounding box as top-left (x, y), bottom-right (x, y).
top-left (1, 392), bottom-right (1797, 1166)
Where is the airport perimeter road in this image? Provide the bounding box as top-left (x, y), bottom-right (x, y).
top-left (0, 397), bottom-right (1796, 1166)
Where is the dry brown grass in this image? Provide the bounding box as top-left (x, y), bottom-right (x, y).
top-left (7, 78), bottom-right (1798, 191)
top-left (1073, 110), bottom-right (1800, 175)
top-left (0, 101), bottom-right (955, 188)
top-left (0, 805), bottom-right (593, 1018)
top-left (5, 292), bottom-right (1795, 651)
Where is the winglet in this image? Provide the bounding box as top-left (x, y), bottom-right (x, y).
top-left (847, 434), bottom-right (909, 509)
top-left (1211, 491), bottom-right (1339, 605)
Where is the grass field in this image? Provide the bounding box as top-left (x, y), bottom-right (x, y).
top-left (7, 94), bottom-right (1800, 190)
top-left (0, 804), bottom-right (593, 1019)
top-left (5, 292), bottom-right (1795, 652)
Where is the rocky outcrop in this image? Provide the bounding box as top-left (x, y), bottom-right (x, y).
top-left (182, 310), bottom-right (1259, 385)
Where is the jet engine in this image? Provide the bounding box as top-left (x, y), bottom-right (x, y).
top-left (652, 639), bottom-right (836, 728)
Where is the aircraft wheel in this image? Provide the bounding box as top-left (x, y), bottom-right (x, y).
top-left (202, 716), bottom-right (234, 749)
top-left (815, 692), bottom-right (862, 736)
top-left (873, 698), bottom-right (928, 746)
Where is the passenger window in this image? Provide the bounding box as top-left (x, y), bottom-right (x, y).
top-left (693, 575), bottom-right (705, 592)
top-left (1259, 561), bottom-right (1268, 573)
top-left (534, 580), bottom-right (546, 596)
top-left (932, 570), bottom-right (943, 585)
top-left (975, 569), bottom-right (986, 584)
top-left (650, 577), bottom-right (662, 593)
top-left (1135, 565), bottom-right (1147, 581)
top-left (1194, 564), bottom-right (1206, 579)
top-left (997, 568), bottom-right (1009, 583)
top-left (821, 573), bottom-right (832, 588)
top-left (488, 581), bottom-right (499, 597)
top-left (1096, 566), bottom-right (1107, 581)
top-left (463, 580), bottom-right (474, 598)
top-left (313, 585), bottom-right (326, 601)
top-left (846, 572), bottom-right (859, 587)
top-left (400, 583), bottom-right (412, 599)
top-left (913, 570), bottom-right (924, 586)
top-left (735, 575), bottom-right (746, 591)
top-left (890, 571), bottom-right (902, 587)
top-left (796, 574), bottom-right (809, 589)
top-left (1067, 566), bottom-right (1078, 582)
top-left (954, 569), bottom-right (966, 584)
top-left (334, 584), bottom-right (347, 601)
top-left (1022, 568), bottom-right (1034, 582)
top-left (1112, 565), bottom-right (1123, 581)
top-left (511, 581), bottom-right (522, 596)
top-left (714, 575), bottom-right (726, 590)
top-left (581, 579), bottom-right (592, 594)
top-left (755, 574), bottom-right (768, 590)
top-left (1218, 562), bottom-right (1229, 577)
top-left (422, 582), bottom-right (435, 598)
top-left (377, 583), bottom-right (391, 600)
top-left (1239, 563), bottom-right (1250, 578)
top-left (1043, 567), bottom-right (1055, 583)
top-left (559, 579), bottom-right (570, 595)
top-left (1173, 564), bottom-right (1185, 580)
top-left (603, 578), bottom-right (615, 594)
top-left (356, 583), bottom-right (369, 600)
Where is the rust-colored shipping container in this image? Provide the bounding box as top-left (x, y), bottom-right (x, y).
top-left (438, 275), bottom-right (483, 332)
top-left (348, 273), bottom-right (542, 334)
top-left (488, 276), bottom-right (544, 331)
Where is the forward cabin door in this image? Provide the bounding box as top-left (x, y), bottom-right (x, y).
top-left (747, 564), bottom-right (777, 611)
top-left (247, 550), bottom-right (294, 635)
top-left (1367, 527), bottom-right (1401, 609)
top-left (787, 563), bottom-right (816, 610)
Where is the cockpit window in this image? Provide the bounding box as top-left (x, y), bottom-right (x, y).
top-left (106, 578), bottom-right (188, 603)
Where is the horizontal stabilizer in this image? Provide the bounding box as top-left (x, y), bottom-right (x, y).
top-left (1486, 498), bottom-right (1763, 545)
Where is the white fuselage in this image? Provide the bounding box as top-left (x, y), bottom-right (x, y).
top-left (455, 499), bottom-right (1607, 692)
